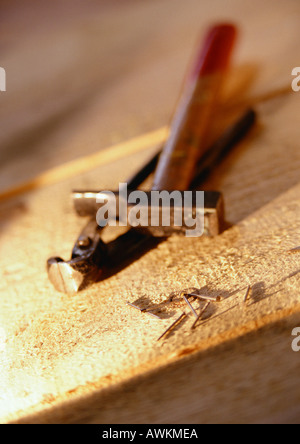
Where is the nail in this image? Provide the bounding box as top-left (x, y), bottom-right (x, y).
top-left (188, 293), bottom-right (221, 302)
top-left (182, 293), bottom-right (198, 318)
top-left (126, 301), bottom-right (146, 312)
top-left (126, 301), bottom-right (161, 319)
top-left (288, 247), bottom-right (300, 254)
top-left (157, 312), bottom-right (186, 341)
top-left (243, 285), bottom-right (251, 305)
top-left (191, 302), bottom-right (210, 330)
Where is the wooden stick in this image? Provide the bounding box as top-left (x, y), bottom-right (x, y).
top-left (0, 126), bottom-right (169, 204)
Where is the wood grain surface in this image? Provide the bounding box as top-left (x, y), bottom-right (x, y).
top-left (0, 0), bottom-right (300, 424)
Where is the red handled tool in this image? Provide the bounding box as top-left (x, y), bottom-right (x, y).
top-left (152, 24), bottom-right (237, 191)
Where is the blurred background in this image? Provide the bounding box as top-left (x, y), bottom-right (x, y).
top-left (1, 0), bottom-right (299, 194)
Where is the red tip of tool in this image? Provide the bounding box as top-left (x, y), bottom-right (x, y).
top-left (191, 23), bottom-right (238, 78)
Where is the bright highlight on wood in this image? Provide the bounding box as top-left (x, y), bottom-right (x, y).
top-left (0, 126), bottom-right (169, 204)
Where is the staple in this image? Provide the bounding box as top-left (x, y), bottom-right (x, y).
top-left (157, 312), bottom-right (187, 341)
top-left (191, 302), bottom-right (211, 330)
top-left (182, 292), bottom-right (198, 318)
top-left (243, 285), bottom-right (251, 305)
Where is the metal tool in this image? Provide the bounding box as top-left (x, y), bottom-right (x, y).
top-left (47, 107), bottom-right (256, 293)
top-left (47, 218), bottom-right (107, 294)
top-left (72, 190), bottom-right (224, 238)
top-left (47, 24), bottom-right (255, 294)
top-left (73, 109), bottom-right (256, 233)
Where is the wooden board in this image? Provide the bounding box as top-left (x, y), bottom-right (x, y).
top-left (1, 0), bottom-right (300, 424)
